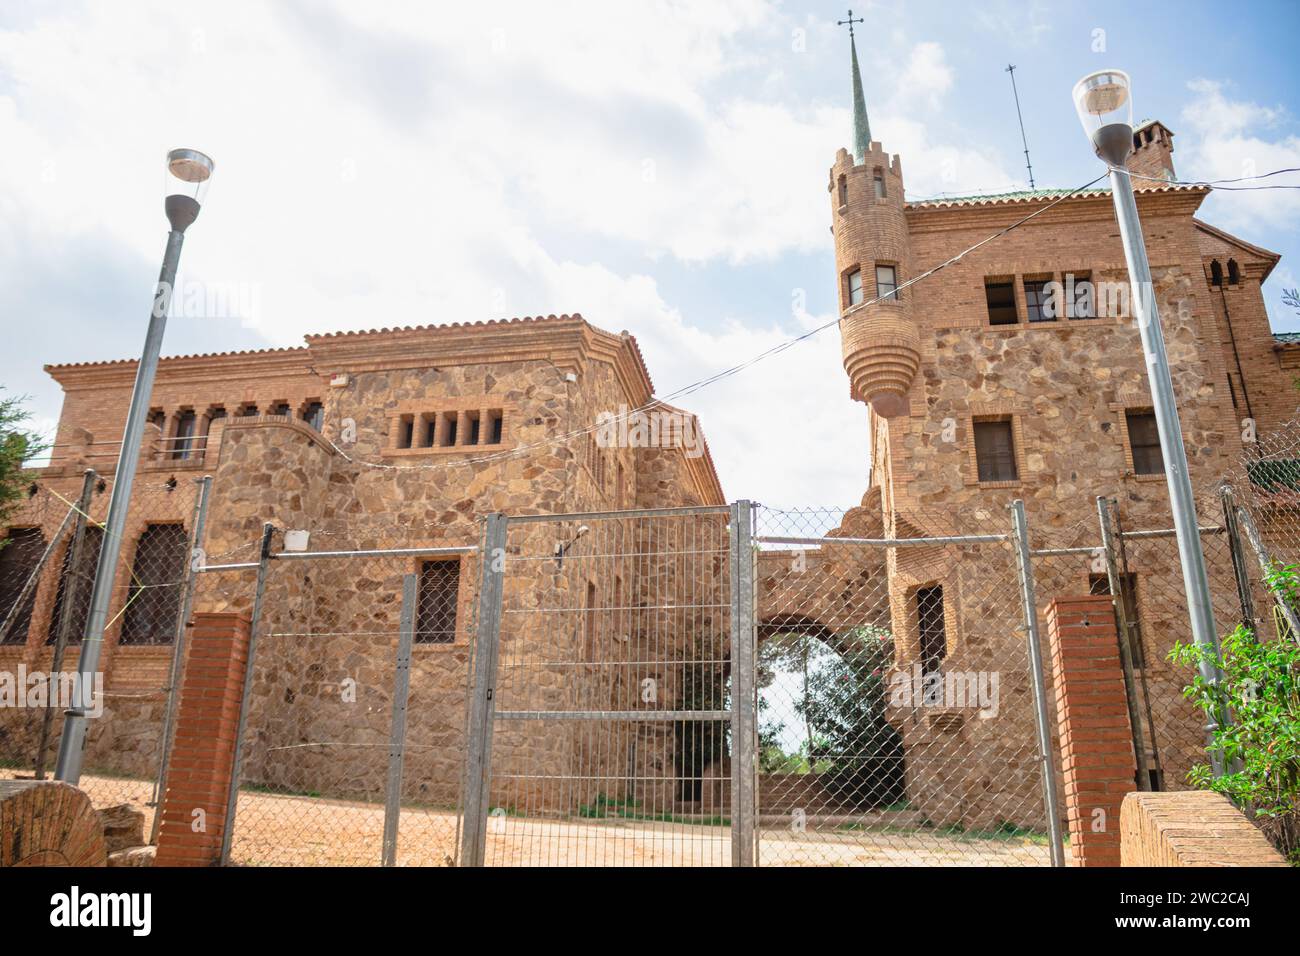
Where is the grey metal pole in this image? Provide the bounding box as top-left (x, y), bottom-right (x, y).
top-left (36, 469), bottom-right (98, 779)
top-left (55, 228), bottom-right (188, 784)
top-left (1107, 166), bottom-right (1224, 776)
top-left (219, 522), bottom-right (275, 866)
top-left (460, 513), bottom-right (507, 867)
top-left (1096, 496), bottom-right (1152, 792)
top-left (728, 500), bottom-right (757, 867)
top-left (1009, 499), bottom-right (1065, 867)
top-left (149, 474), bottom-right (213, 844)
top-left (382, 573), bottom-right (417, 866)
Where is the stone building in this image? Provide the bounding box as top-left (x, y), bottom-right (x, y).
top-left (0, 315), bottom-right (723, 814)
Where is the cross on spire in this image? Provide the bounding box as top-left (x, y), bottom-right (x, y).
top-left (838, 9), bottom-right (871, 162)
top-left (837, 8), bottom-right (864, 38)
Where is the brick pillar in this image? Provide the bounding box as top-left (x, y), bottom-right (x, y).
top-left (155, 611), bottom-right (250, 866)
top-left (1046, 595), bottom-right (1137, 867)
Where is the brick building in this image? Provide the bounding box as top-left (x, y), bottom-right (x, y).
top-left (822, 35), bottom-right (1296, 818)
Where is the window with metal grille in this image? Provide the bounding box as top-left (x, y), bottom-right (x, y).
top-left (416, 559), bottom-right (459, 644)
top-left (0, 527), bottom-right (46, 644)
top-left (846, 268), bottom-right (864, 307)
top-left (1089, 572), bottom-right (1145, 667)
top-left (985, 280), bottom-right (1018, 325)
top-left (916, 586), bottom-right (946, 677)
top-left (1024, 279), bottom-right (1053, 322)
top-left (974, 419), bottom-right (1018, 482)
top-left (119, 524), bottom-right (188, 645)
top-left (876, 264), bottom-right (899, 301)
top-left (172, 410), bottom-right (196, 460)
top-left (48, 525), bottom-right (103, 646)
top-left (1126, 411), bottom-right (1164, 475)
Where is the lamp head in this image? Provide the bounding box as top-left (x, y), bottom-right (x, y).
top-left (1072, 70), bottom-right (1134, 165)
top-left (164, 148), bottom-right (215, 232)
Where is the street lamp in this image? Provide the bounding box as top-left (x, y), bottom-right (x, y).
top-left (1072, 70), bottom-right (1224, 774)
top-left (55, 148), bottom-right (215, 784)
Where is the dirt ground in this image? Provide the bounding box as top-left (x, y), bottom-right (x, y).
top-left (3, 768), bottom-right (1052, 866)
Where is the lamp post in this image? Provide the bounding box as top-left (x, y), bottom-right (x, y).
top-left (1072, 70), bottom-right (1224, 775)
top-left (55, 148), bottom-right (215, 784)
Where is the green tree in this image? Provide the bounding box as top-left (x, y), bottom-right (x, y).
top-left (0, 391), bottom-right (45, 546)
top-left (1170, 561), bottom-right (1300, 863)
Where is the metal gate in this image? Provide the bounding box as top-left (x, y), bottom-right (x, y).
top-left (462, 501), bottom-right (1063, 866)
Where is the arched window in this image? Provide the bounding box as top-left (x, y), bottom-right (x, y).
top-left (48, 525), bottom-right (103, 645)
top-left (0, 527), bottom-right (47, 644)
top-left (1228, 259), bottom-right (1241, 285)
top-left (119, 524), bottom-right (188, 645)
top-left (1210, 260), bottom-right (1224, 287)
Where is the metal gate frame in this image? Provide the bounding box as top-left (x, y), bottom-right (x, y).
top-left (461, 499), bottom-right (1065, 867)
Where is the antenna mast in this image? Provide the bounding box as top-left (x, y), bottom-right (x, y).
top-left (1005, 64), bottom-right (1036, 189)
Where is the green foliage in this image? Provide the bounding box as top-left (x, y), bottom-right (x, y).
top-left (1170, 562), bottom-right (1300, 860)
top-left (0, 391), bottom-right (46, 544)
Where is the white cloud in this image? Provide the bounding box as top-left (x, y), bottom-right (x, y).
top-left (1178, 79), bottom-right (1300, 232)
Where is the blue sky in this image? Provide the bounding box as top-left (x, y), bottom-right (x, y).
top-left (1, 0), bottom-right (1297, 505)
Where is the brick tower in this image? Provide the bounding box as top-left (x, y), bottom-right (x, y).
top-left (829, 31), bottom-right (918, 418)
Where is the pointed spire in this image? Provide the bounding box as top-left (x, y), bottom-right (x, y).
top-left (838, 10), bottom-right (871, 163)
top-left (849, 35), bottom-right (871, 164)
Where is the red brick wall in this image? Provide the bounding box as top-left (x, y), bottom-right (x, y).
top-left (1046, 594), bottom-right (1137, 867)
top-left (154, 611), bottom-right (250, 866)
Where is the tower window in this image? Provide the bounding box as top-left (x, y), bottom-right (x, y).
top-left (985, 280), bottom-right (1018, 325)
top-left (1024, 279), bottom-right (1053, 323)
top-left (916, 586), bottom-right (946, 677)
top-left (837, 174), bottom-right (848, 207)
top-left (1210, 260), bottom-right (1224, 287)
top-left (876, 265), bottom-right (899, 302)
top-left (1126, 410), bottom-right (1163, 475)
top-left (1228, 259), bottom-right (1241, 285)
top-left (846, 268), bottom-right (864, 307)
top-left (974, 419), bottom-right (1018, 482)
top-left (873, 168), bottom-right (886, 199)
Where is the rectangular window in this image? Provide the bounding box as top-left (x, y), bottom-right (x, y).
top-left (583, 580), bottom-right (598, 661)
top-left (985, 280), bottom-right (1018, 325)
top-left (1024, 279), bottom-right (1053, 323)
top-left (120, 524), bottom-right (188, 645)
top-left (873, 170), bottom-right (886, 199)
top-left (440, 411), bottom-right (459, 447)
top-left (876, 265), bottom-right (898, 301)
top-left (467, 410), bottom-right (481, 445)
top-left (418, 413), bottom-right (436, 448)
top-left (1067, 272), bottom-right (1095, 320)
top-left (172, 411), bottom-right (196, 460)
top-left (837, 174), bottom-right (848, 207)
top-left (974, 419), bottom-right (1018, 482)
top-left (1126, 411), bottom-right (1164, 475)
top-left (916, 586), bottom-right (946, 677)
top-left (416, 559), bottom-right (459, 644)
top-left (397, 414), bottom-right (415, 449)
top-left (846, 268), bottom-right (864, 307)
top-left (1089, 572), bottom-right (1145, 667)
top-left (488, 410), bottom-right (504, 445)
top-left (302, 402), bottom-right (324, 431)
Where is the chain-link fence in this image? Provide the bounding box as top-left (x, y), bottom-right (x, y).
top-left (0, 469), bottom-right (238, 839)
top-left (212, 525), bottom-right (481, 866)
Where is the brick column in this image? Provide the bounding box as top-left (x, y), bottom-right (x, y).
top-left (154, 611), bottom-right (250, 867)
top-left (1046, 595), bottom-right (1137, 867)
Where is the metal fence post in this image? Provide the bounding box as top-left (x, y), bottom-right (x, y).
top-left (1096, 496), bottom-right (1152, 792)
top-left (35, 469), bottom-right (98, 779)
top-left (1220, 486), bottom-right (1257, 632)
top-left (1009, 499), bottom-right (1065, 867)
top-left (729, 500), bottom-right (757, 867)
top-left (382, 573), bottom-right (417, 866)
top-left (218, 521), bottom-right (275, 866)
top-left (149, 474), bottom-right (213, 843)
top-left (460, 513), bottom-right (507, 867)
